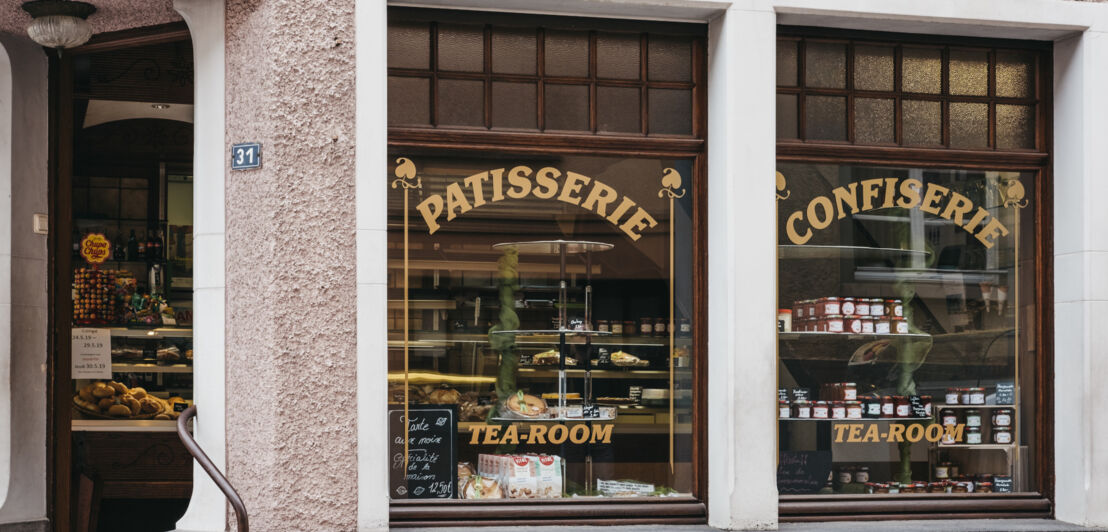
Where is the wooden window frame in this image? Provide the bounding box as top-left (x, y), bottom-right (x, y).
top-left (777, 26), bottom-right (1054, 522)
top-left (387, 9), bottom-right (709, 527)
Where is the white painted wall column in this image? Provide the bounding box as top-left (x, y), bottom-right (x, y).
top-left (173, 0), bottom-right (228, 530)
top-left (1052, 27), bottom-right (1108, 530)
top-left (356, 0), bottom-right (390, 530)
top-left (706, 6), bottom-right (779, 531)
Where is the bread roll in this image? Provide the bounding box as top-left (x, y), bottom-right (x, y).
top-left (92, 383), bottom-right (115, 398)
top-left (107, 404), bottom-right (132, 417)
top-left (108, 381), bottom-right (128, 395)
top-left (122, 395), bottom-right (142, 416)
top-left (97, 397), bottom-right (115, 410)
top-left (129, 387), bottom-right (147, 399)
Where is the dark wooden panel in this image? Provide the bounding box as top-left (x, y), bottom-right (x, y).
top-left (74, 119), bottom-right (193, 165)
top-left (780, 494), bottom-right (1051, 519)
top-left (101, 481), bottom-right (192, 499)
top-left (73, 432), bottom-right (193, 482)
top-left (81, 40), bottom-right (194, 104)
top-left (391, 498), bottom-right (706, 525)
top-left (777, 142), bottom-right (1048, 169)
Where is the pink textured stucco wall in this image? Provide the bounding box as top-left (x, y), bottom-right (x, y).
top-left (224, 0), bottom-right (358, 530)
top-left (0, 0), bottom-right (182, 39)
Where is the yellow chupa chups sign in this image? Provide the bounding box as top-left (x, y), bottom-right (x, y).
top-left (80, 233), bottom-right (111, 265)
top-left (776, 172), bottom-right (1026, 248)
top-left (395, 157), bottom-right (668, 241)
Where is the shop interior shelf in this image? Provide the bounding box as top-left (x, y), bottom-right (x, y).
top-left (853, 266), bottom-right (1007, 284)
top-left (934, 444), bottom-right (1016, 450)
top-left (492, 239), bottom-right (615, 255)
top-left (779, 331), bottom-right (931, 341)
top-left (518, 368), bottom-right (686, 380)
top-left (386, 299), bottom-right (458, 310)
top-left (931, 328), bottom-right (1015, 342)
top-left (104, 326), bottom-right (192, 338)
top-left (71, 419), bottom-right (179, 432)
top-left (111, 362), bottom-right (192, 374)
top-left (778, 245), bottom-right (930, 260)
top-left (778, 417), bottom-right (933, 422)
top-left (389, 332), bottom-right (670, 347)
top-left (933, 404), bottom-right (1015, 409)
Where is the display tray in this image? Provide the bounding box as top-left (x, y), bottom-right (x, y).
top-left (72, 394), bottom-right (170, 420)
top-left (71, 419), bottom-right (179, 432)
top-left (112, 362), bottom-right (192, 374)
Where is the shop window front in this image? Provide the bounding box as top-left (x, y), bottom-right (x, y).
top-left (385, 8), bottom-right (706, 524)
top-left (776, 28), bottom-right (1051, 517)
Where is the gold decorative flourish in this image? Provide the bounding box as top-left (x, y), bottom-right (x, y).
top-left (776, 171), bottom-right (791, 200)
top-left (391, 157), bottom-right (422, 189)
top-left (1003, 178), bottom-right (1028, 208)
top-left (658, 167), bottom-right (686, 199)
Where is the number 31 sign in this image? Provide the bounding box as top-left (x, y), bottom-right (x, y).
top-left (231, 142), bottom-right (262, 170)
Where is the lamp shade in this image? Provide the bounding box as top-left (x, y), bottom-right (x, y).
top-left (21, 1), bottom-right (97, 50)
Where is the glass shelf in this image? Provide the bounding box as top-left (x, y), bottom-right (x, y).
top-left (112, 362), bottom-right (192, 374)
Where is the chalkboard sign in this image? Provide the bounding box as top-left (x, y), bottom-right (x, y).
top-left (389, 405), bottom-right (457, 499)
top-left (777, 450), bottom-right (832, 494)
top-left (994, 475), bottom-right (1013, 493)
top-left (995, 382), bottom-right (1015, 405)
top-left (790, 388), bottom-right (811, 402)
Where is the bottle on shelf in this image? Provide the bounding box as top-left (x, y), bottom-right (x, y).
top-left (113, 234), bottom-right (126, 261)
top-left (127, 230), bottom-right (139, 261)
top-left (153, 229), bottom-right (164, 260)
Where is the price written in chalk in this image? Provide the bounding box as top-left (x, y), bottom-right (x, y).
top-left (71, 328), bottom-right (111, 379)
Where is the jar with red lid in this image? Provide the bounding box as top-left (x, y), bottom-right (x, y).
top-left (841, 297), bottom-right (857, 316)
top-left (845, 315), bottom-right (864, 334)
top-left (861, 316), bottom-right (875, 334)
top-left (945, 388), bottom-right (961, 405)
top-left (870, 299), bottom-right (885, 317)
top-left (992, 408), bottom-right (1014, 427)
top-left (993, 426), bottom-right (1013, 444)
top-left (863, 396), bottom-right (882, 418)
top-left (965, 426), bottom-right (983, 444)
top-left (825, 315), bottom-right (844, 333)
top-left (846, 401), bottom-right (863, 419)
top-left (874, 317), bottom-right (891, 334)
top-left (794, 400), bottom-right (811, 418)
top-left (880, 396), bottom-right (895, 418)
top-left (812, 401), bottom-right (829, 419)
top-left (842, 382), bottom-right (858, 400)
top-left (894, 396), bottom-right (911, 417)
top-left (968, 387), bottom-right (986, 405)
top-left (889, 299), bottom-right (904, 317)
top-left (976, 482), bottom-right (994, 493)
top-left (960, 388), bottom-right (972, 405)
top-left (893, 317), bottom-right (909, 334)
top-left (779, 400), bottom-right (791, 418)
top-left (831, 401), bottom-right (846, 419)
top-left (639, 318), bottom-right (654, 336)
top-left (928, 482), bottom-right (948, 493)
top-left (856, 298), bottom-right (871, 316)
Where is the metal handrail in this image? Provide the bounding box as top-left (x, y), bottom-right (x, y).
top-left (177, 405), bottom-right (249, 532)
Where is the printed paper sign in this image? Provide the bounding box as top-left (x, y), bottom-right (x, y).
top-left (72, 328), bottom-right (111, 379)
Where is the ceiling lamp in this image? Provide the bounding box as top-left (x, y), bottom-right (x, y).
top-left (21, 1), bottom-right (97, 51)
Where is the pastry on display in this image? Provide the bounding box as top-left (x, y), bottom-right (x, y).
top-left (156, 345), bottom-right (183, 364)
top-left (460, 475), bottom-right (504, 499)
top-left (459, 393), bottom-right (493, 421)
top-left (73, 380), bottom-right (179, 419)
top-left (610, 350), bottom-right (649, 367)
top-left (427, 386), bottom-right (461, 404)
top-left (506, 391), bottom-right (547, 417)
top-left (532, 349), bottom-right (576, 366)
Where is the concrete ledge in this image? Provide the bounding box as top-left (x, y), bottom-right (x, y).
top-left (0, 519), bottom-right (49, 532)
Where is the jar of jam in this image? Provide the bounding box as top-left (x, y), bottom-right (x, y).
top-left (622, 320), bottom-right (635, 336)
top-left (960, 388), bottom-right (972, 405)
top-left (639, 318), bottom-right (653, 336)
top-left (841, 297), bottom-right (857, 316)
top-left (969, 387), bottom-right (986, 405)
top-left (934, 462), bottom-right (952, 479)
top-left (846, 401), bottom-right (863, 419)
top-left (845, 315), bottom-right (864, 334)
top-left (825, 314), bottom-right (844, 333)
top-left (993, 408), bottom-right (1014, 427)
top-left (831, 401), bottom-right (846, 419)
top-left (870, 299), bottom-right (885, 317)
top-left (966, 426), bottom-right (983, 444)
top-left (929, 482), bottom-right (948, 493)
top-left (894, 396), bottom-right (911, 417)
top-left (863, 396), bottom-right (882, 418)
top-left (838, 466), bottom-right (853, 484)
top-left (965, 409), bottom-right (982, 427)
top-left (893, 317), bottom-right (909, 334)
top-left (921, 395), bottom-right (933, 416)
top-left (779, 400), bottom-right (791, 419)
top-left (861, 316), bottom-right (875, 334)
top-left (818, 297), bottom-right (841, 316)
top-left (805, 300), bottom-right (817, 319)
top-left (677, 317), bottom-right (692, 337)
top-left (874, 317), bottom-right (891, 334)
top-left (952, 483), bottom-right (969, 493)
top-left (812, 401), bottom-right (829, 419)
top-left (945, 388), bottom-right (961, 405)
top-left (597, 320), bottom-right (610, 333)
top-left (873, 483), bottom-right (890, 494)
top-left (976, 482), bottom-right (994, 493)
top-left (856, 298), bottom-right (871, 316)
top-left (855, 466), bottom-right (870, 483)
top-left (610, 320), bottom-right (624, 335)
top-left (940, 408), bottom-right (958, 426)
top-left (884, 299), bottom-right (901, 318)
top-left (654, 317), bottom-right (667, 337)
top-left (900, 484), bottom-right (915, 494)
top-left (993, 426), bottom-right (1013, 444)
top-left (794, 400), bottom-right (811, 418)
top-left (881, 396), bottom-right (895, 418)
top-left (842, 382), bottom-right (858, 401)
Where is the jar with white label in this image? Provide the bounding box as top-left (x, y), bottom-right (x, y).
top-left (965, 427), bottom-right (983, 444)
top-left (794, 400), bottom-right (811, 418)
top-left (965, 409), bottom-right (982, 427)
top-left (841, 297), bottom-right (856, 316)
top-left (934, 462), bottom-right (952, 479)
top-left (893, 317), bottom-right (909, 334)
top-left (812, 401), bottom-right (829, 419)
top-left (779, 400), bottom-right (790, 419)
top-left (894, 396), bottom-right (911, 417)
top-left (843, 382), bottom-right (857, 401)
top-left (861, 316), bottom-right (875, 334)
top-left (855, 466), bottom-right (870, 483)
top-left (846, 401), bottom-right (863, 419)
top-left (993, 426), bottom-right (1013, 444)
top-left (819, 297), bottom-right (841, 316)
top-left (992, 408), bottom-right (1013, 427)
top-left (869, 299), bottom-right (884, 317)
top-left (856, 299), bottom-right (871, 316)
top-left (845, 315), bottom-right (863, 334)
top-left (874, 317), bottom-right (891, 334)
top-left (940, 408), bottom-right (958, 426)
top-left (960, 388), bottom-right (973, 405)
top-left (831, 401), bottom-right (846, 419)
top-left (969, 387), bottom-right (986, 405)
top-left (838, 467), bottom-right (853, 485)
top-left (945, 388), bottom-right (961, 405)
top-left (825, 315), bottom-right (844, 333)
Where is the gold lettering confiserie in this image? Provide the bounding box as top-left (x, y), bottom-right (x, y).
top-left (415, 166), bottom-right (658, 241)
top-left (466, 423), bottom-right (614, 445)
top-left (784, 177), bottom-right (1010, 248)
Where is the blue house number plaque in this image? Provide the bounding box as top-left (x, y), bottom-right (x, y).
top-left (231, 142), bottom-right (262, 170)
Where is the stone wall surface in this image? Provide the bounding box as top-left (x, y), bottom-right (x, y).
top-left (0, 0), bottom-right (182, 39)
top-left (224, 0), bottom-right (358, 530)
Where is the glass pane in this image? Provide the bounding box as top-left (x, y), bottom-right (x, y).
top-left (597, 33), bottom-right (641, 80)
top-left (597, 86), bottom-right (640, 133)
top-left (777, 40), bottom-right (798, 87)
top-left (438, 79), bottom-right (485, 127)
top-left (854, 98), bottom-right (894, 144)
top-left (776, 162), bottom-right (1037, 497)
top-left (544, 84), bottom-right (589, 131)
top-left (949, 49), bottom-right (988, 96)
top-left (388, 21), bottom-right (430, 69)
top-left (545, 30), bottom-right (589, 78)
top-left (777, 94), bottom-right (798, 139)
top-left (902, 100), bottom-right (941, 146)
top-left (492, 27), bottom-right (536, 75)
top-left (388, 76), bottom-right (430, 126)
top-left (805, 95), bottom-right (846, 141)
top-left (854, 45), bottom-right (894, 92)
top-left (649, 88), bottom-right (692, 135)
top-left (996, 104), bottom-right (1036, 150)
top-left (388, 153), bottom-right (699, 500)
top-left (996, 51), bottom-right (1035, 98)
top-left (492, 82), bottom-right (537, 130)
top-left (648, 35), bottom-right (692, 82)
top-left (950, 102), bottom-right (988, 149)
top-left (805, 41), bottom-right (846, 89)
top-left (438, 24), bottom-right (485, 72)
top-left (902, 47), bottom-right (941, 94)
